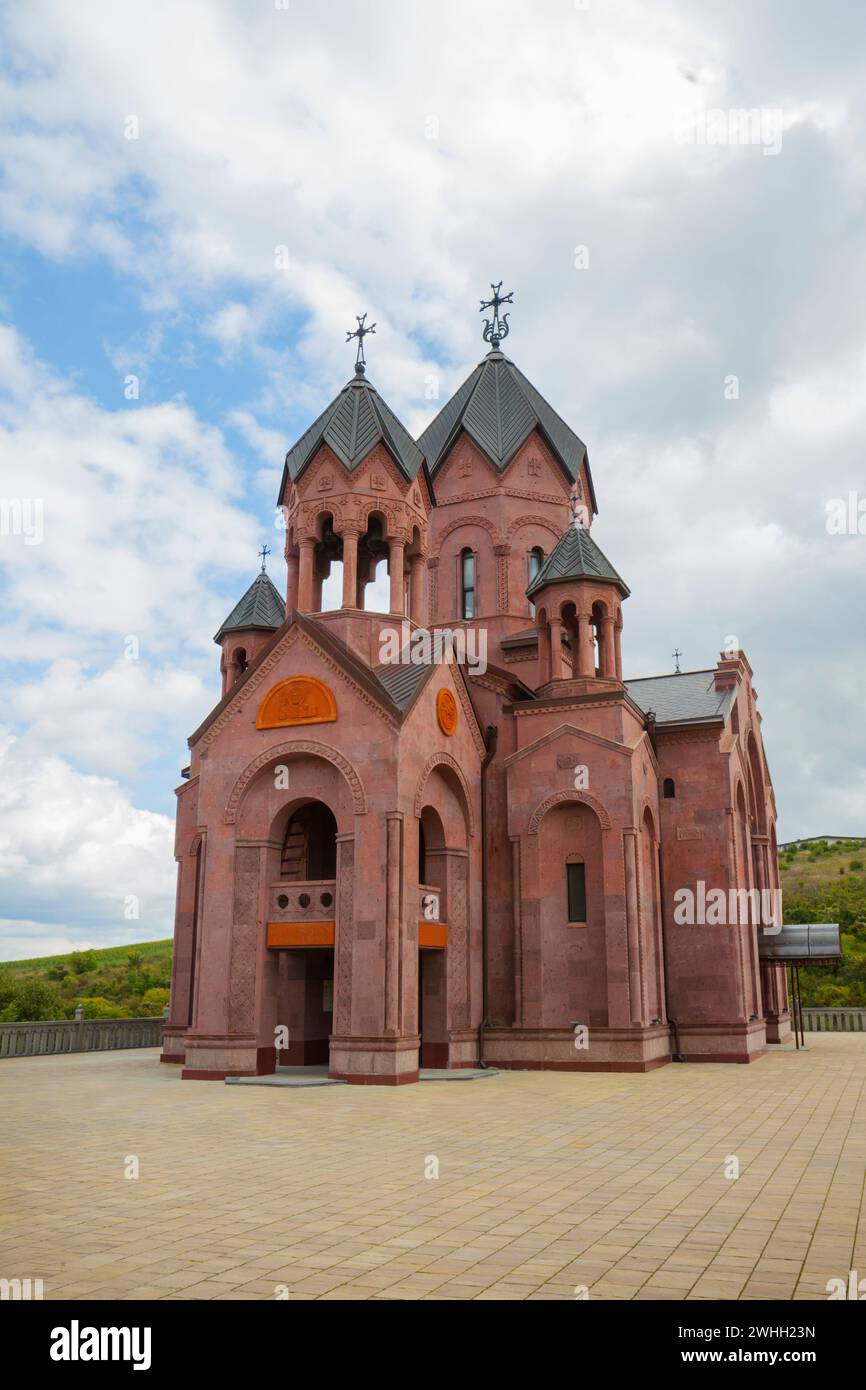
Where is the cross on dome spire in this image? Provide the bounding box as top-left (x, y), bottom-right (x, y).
top-left (346, 312), bottom-right (376, 375)
top-left (480, 280), bottom-right (514, 351)
top-left (258, 544), bottom-right (270, 572)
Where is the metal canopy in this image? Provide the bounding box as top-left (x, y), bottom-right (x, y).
top-left (759, 922), bottom-right (842, 965)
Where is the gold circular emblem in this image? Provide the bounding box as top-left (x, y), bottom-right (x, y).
top-left (436, 688), bottom-right (458, 736)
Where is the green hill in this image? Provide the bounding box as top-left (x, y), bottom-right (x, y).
top-left (779, 838), bottom-right (866, 1006)
top-left (0, 939), bottom-right (173, 1022)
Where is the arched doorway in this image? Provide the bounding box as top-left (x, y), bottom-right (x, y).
top-left (272, 797), bottom-right (339, 1066)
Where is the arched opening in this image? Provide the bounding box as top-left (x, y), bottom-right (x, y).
top-left (528, 546), bottom-right (544, 617)
top-left (271, 796), bottom-right (339, 1070)
top-left (591, 600), bottom-right (607, 676)
top-left (560, 600), bottom-right (579, 676)
top-left (280, 801), bottom-right (338, 880)
top-left (663, 778), bottom-right (676, 799)
top-left (232, 646), bottom-right (248, 677)
top-left (460, 547), bottom-right (476, 619)
top-left (311, 512), bottom-right (341, 613)
top-left (358, 513), bottom-right (390, 611)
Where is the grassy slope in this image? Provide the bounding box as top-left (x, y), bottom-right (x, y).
top-left (3, 939), bottom-right (172, 975)
top-left (779, 838), bottom-right (866, 1006)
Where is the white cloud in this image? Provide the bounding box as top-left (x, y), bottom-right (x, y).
top-left (0, 730), bottom-right (175, 959)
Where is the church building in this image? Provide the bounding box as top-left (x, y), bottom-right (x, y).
top-left (163, 290), bottom-right (789, 1082)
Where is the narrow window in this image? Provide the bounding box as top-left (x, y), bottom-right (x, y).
top-left (528, 546), bottom-right (544, 617)
top-left (461, 548), bottom-right (475, 619)
top-left (663, 778), bottom-right (676, 799)
top-left (567, 863), bottom-right (587, 923)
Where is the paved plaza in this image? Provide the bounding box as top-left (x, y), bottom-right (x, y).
top-left (2, 1036), bottom-right (864, 1301)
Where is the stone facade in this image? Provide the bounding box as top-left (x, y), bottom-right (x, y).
top-left (163, 347), bottom-right (789, 1082)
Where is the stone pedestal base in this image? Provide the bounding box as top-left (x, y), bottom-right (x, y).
top-left (764, 1013), bottom-right (793, 1045)
top-left (329, 1035), bottom-right (419, 1085)
top-left (482, 1025), bottom-right (672, 1072)
top-left (181, 1033), bottom-right (273, 1080)
top-left (674, 1019), bottom-right (767, 1063)
top-left (160, 1023), bottom-right (187, 1064)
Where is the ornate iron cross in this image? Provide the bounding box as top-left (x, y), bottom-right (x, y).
top-left (672, 648), bottom-right (682, 673)
top-left (346, 312), bottom-right (376, 374)
top-left (259, 544), bottom-right (271, 572)
top-left (480, 281), bottom-right (514, 350)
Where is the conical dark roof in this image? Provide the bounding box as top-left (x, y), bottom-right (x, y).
top-left (279, 370), bottom-right (424, 496)
top-left (526, 523), bottom-right (629, 598)
top-left (418, 350), bottom-right (596, 506)
top-left (214, 570), bottom-right (286, 642)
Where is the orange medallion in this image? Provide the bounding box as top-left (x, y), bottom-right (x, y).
top-left (436, 687), bottom-right (459, 736)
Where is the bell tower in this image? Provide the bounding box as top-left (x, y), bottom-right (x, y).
top-left (526, 499), bottom-right (629, 690)
top-left (277, 314), bottom-right (432, 665)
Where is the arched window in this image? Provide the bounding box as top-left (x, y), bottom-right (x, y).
top-left (280, 801), bottom-right (337, 880)
top-left (233, 647), bottom-right (248, 676)
top-left (663, 778), bottom-right (676, 799)
top-left (528, 547), bottom-right (544, 617)
top-left (460, 548), bottom-right (476, 619)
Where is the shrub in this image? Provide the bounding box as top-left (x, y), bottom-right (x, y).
top-left (70, 950), bottom-right (98, 976)
top-left (139, 987), bottom-right (169, 1016)
top-left (75, 996), bottom-right (126, 1019)
top-left (0, 980), bottom-right (64, 1021)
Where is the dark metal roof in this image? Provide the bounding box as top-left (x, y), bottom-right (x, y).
top-left (526, 524), bottom-right (629, 598)
top-left (281, 373), bottom-right (424, 489)
top-left (759, 923), bottom-right (842, 964)
top-left (418, 351), bottom-right (595, 504)
top-left (373, 659), bottom-right (432, 710)
top-left (625, 670), bottom-right (736, 725)
top-left (214, 571), bottom-right (285, 643)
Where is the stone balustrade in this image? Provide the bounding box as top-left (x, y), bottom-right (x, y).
top-left (0, 1013), bottom-right (164, 1059)
top-left (802, 1008), bottom-right (866, 1032)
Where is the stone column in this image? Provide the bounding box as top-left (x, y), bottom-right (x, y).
top-left (601, 616), bottom-right (616, 678)
top-left (537, 622), bottom-right (551, 683)
top-left (511, 836), bottom-right (523, 1027)
top-left (614, 621), bottom-right (623, 680)
top-left (409, 553), bottom-right (425, 625)
top-left (548, 615), bottom-right (563, 680)
top-left (285, 551), bottom-right (299, 616)
top-left (623, 829), bottom-right (643, 1025)
top-left (385, 813), bottom-right (402, 1034)
top-left (577, 612), bottom-right (595, 677)
top-left (297, 538), bottom-right (315, 612)
top-left (389, 539), bottom-right (406, 615)
top-left (333, 834), bottom-right (355, 1039)
top-left (341, 529), bottom-right (359, 609)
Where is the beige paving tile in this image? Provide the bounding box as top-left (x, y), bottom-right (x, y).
top-left (1, 1036), bottom-right (864, 1302)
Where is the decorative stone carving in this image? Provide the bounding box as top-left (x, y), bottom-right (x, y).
top-left (225, 739), bottom-right (366, 823)
top-left (256, 676), bottom-right (337, 730)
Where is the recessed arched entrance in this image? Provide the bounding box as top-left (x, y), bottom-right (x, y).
top-left (270, 796), bottom-right (339, 1066)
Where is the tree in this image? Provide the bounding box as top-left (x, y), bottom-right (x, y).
top-left (0, 980), bottom-right (63, 1022)
top-left (69, 950), bottom-right (98, 976)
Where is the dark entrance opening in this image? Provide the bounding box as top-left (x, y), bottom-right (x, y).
top-left (418, 947), bottom-right (448, 1069)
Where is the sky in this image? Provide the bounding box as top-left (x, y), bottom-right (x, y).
top-left (1, 0), bottom-right (864, 960)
